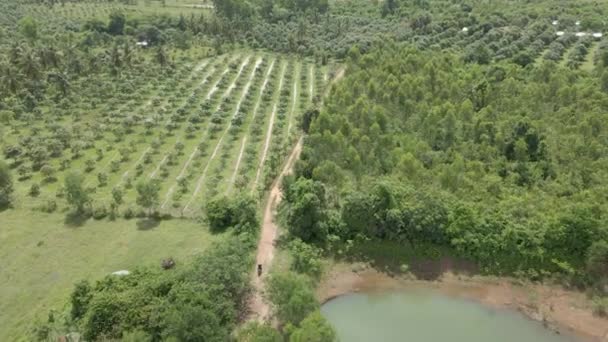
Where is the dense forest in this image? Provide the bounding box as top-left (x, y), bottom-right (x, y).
top-left (283, 44), bottom-right (608, 289)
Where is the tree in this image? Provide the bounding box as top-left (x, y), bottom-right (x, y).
top-left (112, 187), bottom-right (124, 207)
top-left (205, 195), bottom-right (259, 233)
top-left (0, 160), bottom-right (13, 208)
top-left (136, 180), bottom-right (160, 215)
top-left (108, 12), bottom-right (126, 35)
top-left (238, 322), bottom-right (281, 342)
top-left (586, 240), bottom-right (608, 280)
top-left (71, 280), bottom-right (92, 320)
top-left (283, 178), bottom-right (328, 242)
top-left (289, 239), bottom-right (322, 277)
top-left (289, 311), bottom-right (337, 342)
top-left (64, 172), bottom-right (90, 214)
top-left (267, 273), bottom-right (318, 325)
top-left (156, 46), bottom-right (169, 67)
top-left (40, 164), bottom-right (55, 181)
top-left (18, 16), bottom-right (38, 41)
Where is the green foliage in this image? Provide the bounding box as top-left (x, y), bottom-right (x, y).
top-left (289, 311), bottom-right (337, 342)
top-left (267, 272), bottom-right (318, 326)
top-left (289, 238), bottom-right (322, 278)
top-left (70, 280), bottom-right (92, 321)
top-left (284, 45), bottom-right (608, 282)
top-left (205, 194), bottom-right (259, 233)
top-left (591, 297), bottom-right (608, 317)
top-left (122, 330), bottom-right (152, 342)
top-left (67, 236), bottom-right (253, 340)
top-left (586, 240), bottom-right (608, 280)
top-left (64, 172), bottom-right (90, 214)
top-left (237, 322), bottom-right (282, 342)
top-left (135, 179), bottom-right (160, 214)
top-left (107, 11), bottom-right (126, 35)
top-left (0, 160), bottom-right (13, 208)
top-left (283, 178), bottom-right (328, 242)
top-left (18, 16), bottom-right (37, 41)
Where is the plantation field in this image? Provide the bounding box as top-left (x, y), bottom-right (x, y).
top-left (19, 0), bottom-right (212, 23)
top-left (1, 51), bottom-right (331, 218)
top-left (0, 209), bottom-right (222, 341)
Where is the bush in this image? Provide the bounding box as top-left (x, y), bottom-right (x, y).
top-left (289, 311), bottom-right (336, 342)
top-left (39, 200), bottom-right (57, 213)
top-left (237, 322), bottom-right (282, 342)
top-left (123, 207), bottom-right (135, 219)
top-left (267, 272), bottom-right (318, 326)
top-left (289, 239), bottom-right (323, 278)
top-left (0, 160), bottom-right (13, 208)
top-left (592, 297), bottom-right (608, 317)
top-left (92, 204), bottom-right (109, 220)
top-left (29, 183), bottom-right (41, 197)
top-left (205, 195), bottom-right (258, 233)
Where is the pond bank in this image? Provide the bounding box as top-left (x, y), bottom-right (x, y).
top-left (317, 262), bottom-right (608, 341)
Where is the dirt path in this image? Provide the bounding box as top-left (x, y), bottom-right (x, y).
top-left (249, 137), bottom-right (303, 321)
top-left (248, 65), bottom-right (346, 322)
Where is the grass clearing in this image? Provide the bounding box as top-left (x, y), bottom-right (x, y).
top-left (0, 209), bottom-right (221, 341)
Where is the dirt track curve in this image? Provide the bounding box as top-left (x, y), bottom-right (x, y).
top-left (248, 137), bottom-right (303, 321)
top-left (248, 66), bottom-right (345, 322)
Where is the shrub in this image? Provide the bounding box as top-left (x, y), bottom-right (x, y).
top-left (39, 200), bottom-right (57, 213)
top-left (592, 297), bottom-right (608, 317)
top-left (123, 207), bottom-right (135, 219)
top-left (288, 239), bottom-right (323, 278)
top-left (267, 272), bottom-right (318, 326)
top-left (205, 195), bottom-right (258, 233)
top-left (29, 183), bottom-right (41, 197)
top-left (92, 204), bottom-right (109, 220)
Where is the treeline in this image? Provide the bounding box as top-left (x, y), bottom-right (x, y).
top-left (282, 45), bottom-right (608, 290)
top-left (209, 0), bottom-right (608, 60)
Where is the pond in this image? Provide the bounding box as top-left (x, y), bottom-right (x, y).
top-left (321, 291), bottom-right (580, 342)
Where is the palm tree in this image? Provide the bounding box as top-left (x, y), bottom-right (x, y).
top-left (155, 46), bottom-right (168, 67)
top-left (47, 72), bottom-right (70, 97)
top-left (0, 63), bottom-right (22, 94)
top-left (19, 49), bottom-right (41, 81)
top-left (107, 45), bottom-right (122, 76)
top-left (9, 42), bottom-right (24, 65)
top-left (37, 46), bottom-right (60, 69)
top-left (122, 42), bottom-right (133, 67)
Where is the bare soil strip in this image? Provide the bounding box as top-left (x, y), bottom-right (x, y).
top-left (162, 56), bottom-right (252, 210)
top-left (249, 137), bottom-right (303, 322)
top-left (251, 63), bottom-right (287, 191)
top-left (225, 59), bottom-right (276, 193)
top-left (286, 68), bottom-right (299, 137)
top-left (182, 57), bottom-right (263, 212)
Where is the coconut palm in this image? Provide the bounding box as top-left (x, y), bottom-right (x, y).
top-left (0, 63), bottom-right (22, 94)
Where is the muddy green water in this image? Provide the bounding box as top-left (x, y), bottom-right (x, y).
top-left (321, 291), bottom-right (580, 342)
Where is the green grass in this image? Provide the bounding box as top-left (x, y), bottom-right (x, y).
top-left (581, 42), bottom-right (599, 72)
top-left (0, 209), bottom-right (222, 341)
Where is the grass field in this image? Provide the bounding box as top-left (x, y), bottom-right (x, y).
top-left (0, 209), bottom-right (222, 341)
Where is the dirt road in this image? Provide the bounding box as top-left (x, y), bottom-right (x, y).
top-left (248, 137), bottom-right (303, 321)
top-left (248, 65), bottom-right (345, 321)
